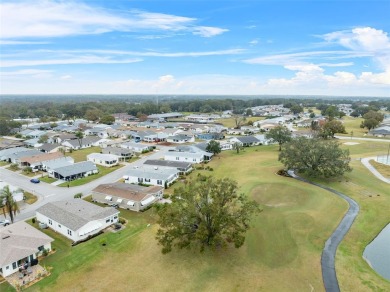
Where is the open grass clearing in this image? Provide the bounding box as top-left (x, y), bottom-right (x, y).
top-left (67, 146), bottom-right (101, 162)
top-left (217, 116), bottom-right (265, 128)
top-left (11, 145), bottom-right (348, 292)
top-left (0, 161), bottom-right (9, 166)
top-left (39, 176), bottom-right (57, 184)
top-left (370, 160), bottom-right (390, 178)
top-left (23, 191), bottom-right (38, 204)
top-left (58, 164), bottom-right (124, 187)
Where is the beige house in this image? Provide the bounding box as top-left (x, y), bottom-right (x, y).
top-left (0, 222), bottom-right (53, 277)
top-left (91, 183), bottom-right (164, 212)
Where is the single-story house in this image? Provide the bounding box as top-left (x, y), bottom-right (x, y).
top-left (370, 126), bottom-right (390, 137)
top-left (102, 147), bottom-right (133, 161)
top-left (36, 200), bottom-right (119, 243)
top-left (6, 149), bottom-right (42, 164)
top-left (229, 136), bottom-right (260, 147)
top-left (91, 183), bottom-right (164, 212)
top-left (37, 143), bottom-right (63, 153)
top-left (164, 151), bottom-right (204, 164)
top-left (19, 152), bottom-right (64, 171)
top-left (0, 139), bottom-right (24, 151)
top-left (41, 156), bottom-right (74, 172)
top-left (124, 167), bottom-right (179, 188)
top-left (48, 161), bottom-right (98, 181)
top-left (23, 138), bottom-right (42, 148)
top-left (61, 137), bottom-right (107, 150)
top-left (166, 134), bottom-right (195, 144)
top-left (0, 221), bottom-right (54, 277)
top-left (0, 147), bottom-right (31, 162)
top-left (143, 159), bottom-right (193, 174)
top-left (120, 142), bottom-right (153, 153)
top-left (87, 153), bottom-right (119, 167)
top-left (196, 132), bottom-right (224, 140)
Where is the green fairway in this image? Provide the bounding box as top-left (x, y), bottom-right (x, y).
top-left (11, 145), bottom-right (347, 292)
top-left (1, 142), bottom-right (387, 291)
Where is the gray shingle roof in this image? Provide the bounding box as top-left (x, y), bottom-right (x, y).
top-left (52, 161), bottom-right (97, 177)
top-left (36, 200), bottom-right (119, 231)
top-left (235, 136), bottom-right (260, 143)
top-left (126, 167), bottom-right (178, 180)
top-left (144, 159), bottom-right (192, 169)
top-left (0, 221), bottom-right (54, 267)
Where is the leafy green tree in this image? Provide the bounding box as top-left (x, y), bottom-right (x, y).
top-left (75, 131), bottom-right (84, 148)
top-left (38, 134), bottom-right (49, 143)
top-left (155, 176), bottom-right (260, 253)
top-left (290, 104), bottom-right (303, 115)
top-left (100, 115), bottom-right (115, 125)
top-left (279, 137), bottom-right (352, 178)
top-left (360, 110), bottom-right (384, 130)
top-left (205, 140), bottom-right (221, 155)
top-left (322, 106), bottom-right (340, 120)
top-left (265, 125), bottom-right (292, 151)
top-left (1, 185), bottom-right (20, 223)
top-left (320, 120), bottom-right (346, 138)
top-left (309, 112), bottom-right (316, 118)
top-left (232, 142), bottom-right (242, 154)
top-left (245, 108), bottom-right (253, 116)
top-left (233, 115), bottom-right (246, 129)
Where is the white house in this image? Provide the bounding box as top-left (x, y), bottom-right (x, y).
top-left (48, 161), bottom-right (98, 181)
top-left (166, 134), bottom-right (195, 144)
top-left (124, 167), bottom-right (179, 188)
top-left (164, 151), bottom-right (204, 164)
top-left (0, 221), bottom-right (53, 277)
top-left (120, 142), bottom-right (153, 153)
top-left (36, 200), bottom-right (119, 243)
top-left (87, 153), bottom-right (119, 167)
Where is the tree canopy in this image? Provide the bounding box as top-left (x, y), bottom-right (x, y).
top-left (265, 125), bottom-right (292, 151)
top-left (360, 110), bottom-right (384, 130)
top-left (1, 185), bottom-right (20, 223)
top-left (206, 140), bottom-right (222, 155)
top-left (155, 176), bottom-right (260, 253)
top-left (279, 137), bottom-right (352, 178)
top-left (319, 120), bottom-right (346, 138)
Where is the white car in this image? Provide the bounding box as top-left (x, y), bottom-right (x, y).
top-left (0, 219), bottom-right (10, 227)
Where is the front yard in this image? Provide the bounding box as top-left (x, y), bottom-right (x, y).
top-left (67, 146), bottom-right (101, 162)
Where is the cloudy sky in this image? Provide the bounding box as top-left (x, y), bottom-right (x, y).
top-left (1, 0), bottom-right (389, 96)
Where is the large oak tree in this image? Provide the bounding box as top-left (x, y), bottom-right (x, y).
top-left (156, 176), bottom-right (260, 253)
top-left (279, 137), bottom-right (352, 178)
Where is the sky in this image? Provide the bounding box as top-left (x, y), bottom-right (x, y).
top-left (1, 0), bottom-right (390, 96)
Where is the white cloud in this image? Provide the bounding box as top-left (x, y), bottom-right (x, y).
top-left (60, 75), bottom-right (72, 80)
top-left (249, 39), bottom-right (259, 45)
top-left (0, 69), bottom-right (53, 76)
top-left (159, 75), bottom-right (175, 83)
top-left (192, 26), bottom-right (228, 37)
top-left (0, 56), bottom-right (143, 67)
top-left (0, 40), bottom-right (49, 45)
top-left (0, 1), bottom-right (227, 39)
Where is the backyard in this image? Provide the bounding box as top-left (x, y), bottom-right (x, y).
top-left (0, 142), bottom-right (389, 291)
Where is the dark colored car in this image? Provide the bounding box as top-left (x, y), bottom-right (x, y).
top-left (30, 178), bottom-right (40, 184)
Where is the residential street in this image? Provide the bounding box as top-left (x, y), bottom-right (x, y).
top-left (0, 146), bottom-right (173, 221)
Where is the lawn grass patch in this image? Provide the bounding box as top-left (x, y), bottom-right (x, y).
top-left (217, 116), bottom-right (265, 128)
top-left (67, 146), bottom-right (101, 162)
top-left (24, 191), bottom-right (38, 204)
top-left (0, 161), bottom-right (9, 166)
top-left (370, 160), bottom-right (390, 178)
top-left (40, 176), bottom-right (57, 184)
top-left (58, 164), bottom-right (124, 187)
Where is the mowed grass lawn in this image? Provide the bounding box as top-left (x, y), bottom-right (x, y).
top-left (8, 145), bottom-right (348, 292)
top-left (218, 116), bottom-right (265, 128)
top-left (67, 146), bottom-right (101, 162)
top-left (370, 160), bottom-right (390, 178)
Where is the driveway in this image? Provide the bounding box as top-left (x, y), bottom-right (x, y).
top-left (288, 170), bottom-right (360, 292)
top-left (0, 146), bottom-right (174, 221)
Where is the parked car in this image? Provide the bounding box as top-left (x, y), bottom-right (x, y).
top-left (0, 219), bottom-right (10, 227)
top-left (30, 178), bottom-right (40, 184)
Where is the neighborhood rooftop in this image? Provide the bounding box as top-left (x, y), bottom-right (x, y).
top-left (50, 161), bottom-right (97, 178)
top-left (36, 200), bottom-right (118, 231)
top-left (144, 159), bottom-right (192, 169)
top-left (92, 183), bottom-right (163, 201)
top-left (0, 221), bottom-right (54, 267)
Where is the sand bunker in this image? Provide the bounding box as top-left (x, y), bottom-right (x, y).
top-left (343, 142), bottom-right (360, 145)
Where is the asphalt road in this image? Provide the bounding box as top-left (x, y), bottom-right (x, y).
top-left (335, 136), bottom-right (390, 143)
top-left (288, 170), bottom-right (360, 292)
top-left (0, 146), bottom-right (173, 221)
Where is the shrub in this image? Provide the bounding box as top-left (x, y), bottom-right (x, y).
top-left (42, 249), bottom-right (49, 256)
top-left (23, 166), bottom-right (33, 174)
top-left (32, 218), bottom-right (36, 224)
top-left (74, 193), bottom-right (83, 199)
top-left (9, 163), bottom-right (19, 171)
top-left (118, 217), bottom-right (126, 224)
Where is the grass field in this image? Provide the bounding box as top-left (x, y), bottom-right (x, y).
top-left (217, 116), bottom-right (265, 128)
top-left (67, 146), bottom-right (101, 162)
top-left (1, 142), bottom-right (389, 291)
top-left (39, 176), bottom-right (57, 184)
top-left (0, 145), bottom-right (347, 292)
top-left (23, 191), bottom-right (38, 204)
top-left (58, 165), bottom-right (124, 187)
top-left (370, 160), bottom-right (390, 179)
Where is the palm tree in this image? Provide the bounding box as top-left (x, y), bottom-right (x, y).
top-left (75, 131), bottom-right (84, 149)
top-left (232, 142), bottom-right (242, 154)
top-left (0, 185), bottom-right (20, 223)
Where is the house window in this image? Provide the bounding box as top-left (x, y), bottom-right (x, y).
top-left (6, 266), bottom-right (9, 270)
top-left (193, 159), bottom-right (196, 162)
top-left (157, 180), bottom-right (163, 185)
top-left (38, 245), bottom-right (44, 251)
top-left (145, 178), bottom-right (150, 182)
top-left (67, 229), bottom-right (72, 236)
top-left (138, 178), bottom-right (143, 183)
top-left (58, 224), bottom-right (61, 228)
top-left (12, 262), bottom-right (17, 269)
top-left (114, 216), bottom-right (118, 219)
top-left (106, 218), bottom-right (110, 223)
top-left (48, 219), bottom-right (52, 225)
top-left (176, 157), bottom-right (179, 160)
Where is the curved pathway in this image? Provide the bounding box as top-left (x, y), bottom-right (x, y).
top-left (361, 157), bottom-right (390, 184)
top-left (287, 170), bottom-right (360, 292)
